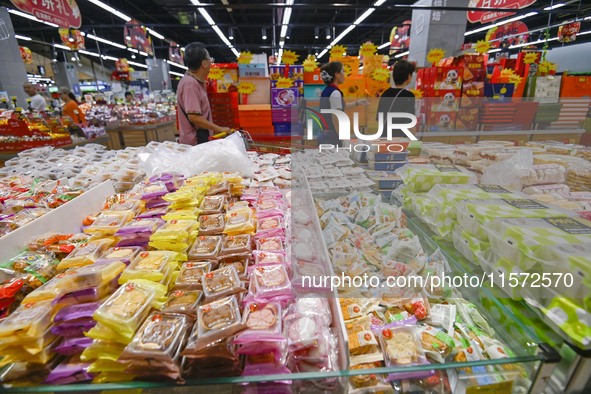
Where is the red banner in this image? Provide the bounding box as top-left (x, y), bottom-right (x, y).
top-left (390, 20), bottom-right (411, 50)
top-left (558, 22), bottom-right (580, 43)
top-left (468, 0), bottom-right (537, 24)
top-left (58, 28), bottom-right (85, 50)
top-left (124, 19), bottom-right (153, 56)
top-left (20, 46), bottom-right (32, 64)
top-left (10, 0), bottom-right (81, 28)
top-left (169, 41), bottom-right (184, 65)
top-left (486, 21), bottom-right (529, 48)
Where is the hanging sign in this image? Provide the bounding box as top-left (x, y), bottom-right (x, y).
top-left (124, 19), bottom-right (153, 56)
top-left (237, 51), bottom-right (253, 64)
top-left (468, 0), bottom-right (537, 24)
top-left (20, 47), bottom-right (32, 64)
top-left (303, 55), bottom-right (318, 72)
top-left (485, 21), bottom-right (529, 48)
top-left (208, 68), bottom-right (224, 80)
top-left (359, 42), bottom-right (377, 58)
top-left (281, 50), bottom-right (299, 66)
top-left (329, 45), bottom-right (347, 60)
top-left (427, 48), bottom-right (446, 65)
top-left (59, 28), bottom-right (85, 50)
top-left (169, 41), bottom-right (184, 65)
top-left (10, 0), bottom-right (81, 28)
top-left (390, 20), bottom-right (411, 49)
top-left (474, 40), bottom-right (491, 54)
top-left (558, 22), bottom-right (580, 43)
top-left (371, 68), bottom-right (390, 82)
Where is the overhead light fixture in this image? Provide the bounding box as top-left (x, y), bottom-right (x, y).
top-left (378, 42), bottom-right (390, 49)
top-left (79, 49), bottom-right (101, 57)
top-left (465, 12), bottom-right (537, 36)
top-left (262, 28), bottom-right (267, 40)
top-left (326, 27), bottom-right (331, 40)
top-left (229, 28), bottom-right (234, 40)
top-left (54, 44), bottom-right (71, 50)
top-left (8, 8), bottom-right (59, 27)
top-left (170, 71), bottom-right (184, 77)
top-left (128, 60), bottom-right (148, 69)
top-left (544, 3), bottom-right (565, 10)
top-left (131, 54), bottom-right (136, 59)
top-left (354, 8), bottom-right (375, 25)
top-left (86, 0), bottom-right (131, 21)
top-left (286, 27), bottom-right (291, 40)
top-left (374, 0), bottom-right (387, 6)
top-left (280, 25), bottom-right (288, 38)
top-left (329, 25), bottom-right (355, 47)
top-left (15, 34), bottom-right (32, 41)
top-left (509, 36), bottom-right (558, 49)
top-left (314, 27), bottom-right (319, 39)
top-left (191, 0), bottom-right (240, 57)
top-left (71, 56), bottom-right (77, 62)
top-left (86, 33), bottom-right (127, 49)
top-left (167, 60), bottom-right (188, 70)
top-left (394, 50), bottom-right (409, 58)
top-left (146, 28), bottom-right (164, 40)
top-left (488, 48), bottom-right (502, 53)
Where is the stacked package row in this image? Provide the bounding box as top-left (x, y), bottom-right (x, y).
top-left (396, 164), bottom-right (591, 350)
top-left (245, 152), bottom-right (292, 189)
top-left (313, 190), bottom-right (528, 393)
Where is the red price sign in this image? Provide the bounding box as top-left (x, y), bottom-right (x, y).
top-left (468, 0), bottom-right (537, 24)
top-left (10, 0), bottom-right (82, 28)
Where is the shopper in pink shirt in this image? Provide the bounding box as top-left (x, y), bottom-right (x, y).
top-left (177, 42), bottom-right (232, 145)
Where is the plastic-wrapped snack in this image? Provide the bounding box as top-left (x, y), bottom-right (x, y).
top-left (136, 207), bottom-right (169, 219)
top-left (379, 325), bottom-right (428, 369)
top-left (188, 236), bottom-right (222, 260)
top-left (346, 315), bottom-right (380, 357)
top-left (162, 208), bottom-right (201, 222)
top-left (57, 238), bottom-right (113, 270)
top-left (27, 232), bottom-right (80, 255)
top-left (0, 250), bottom-right (58, 289)
top-left (24, 261), bottom-right (125, 304)
top-left (198, 213), bottom-right (225, 235)
top-left (115, 218), bottom-right (164, 238)
top-left (151, 220), bottom-right (199, 241)
top-left (224, 208), bottom-right (256, 236)
top-left (395, 164), bottom-right (477, 193)
top-left (234, 302), bottom-right (283, 343)
top-left (206, 180), bottom-right (230, 196)
top-left (97, 246), bottom-right (142, 266)
top-left (289, 298), bottom-right (332, 328)
top-left (44, 354), bottom-right (93, 385)
top-left (182, 295), bottom-right (245, 354)
top-left (255, 236), bottom-right (284, 253)
top-left (93, 279), bottom-right (168, 341)
top-left (252, 250), bottom-right (286, 266)
top-left (0, 299), bottom-right (56, 344)
top-left (202, 266), bottom-right (246, 302)
top-left (416, 324), bottom-right (456, 363)
top-left (53, 336), bottom-right (94, 356)
top-left (108, 199), bottom-right (143, 217)
top-left (218, 254), bottom-right (251, 280)
top-left (83, 211), bottom-right (133, 237)
top-left (251, 265), bottom-right (293, 301)
top-left (348, 362), bottom-right (392, 393)
top-left (424, 304), bottom-right (456, 335)
top-left (0, 278), bottom-right (25, 319)
top-left (174, 261), bottom-right (212, 290)
top-left (119, 251), bottom-right (178, 284)
top-left (256, 215), bottom-right (285, 238)
top-left (219, 235), bottom-right (252, 256)
top-left (52, 277), bottom-right (119, 307)
top-left (163, 290), bottom-right (202, 316)
top-left (522, 183), bottom-right (570, 195)
top-left (521, 164), bottom-right (566, 187)
top-left (54, 301), bottom-right (101, 324)
top-left (200, 195), bottom-right (226, 214)
top-left (255, 199), bottom-right (285, 219)
top-left (141, 182), bottom-right (169, 200)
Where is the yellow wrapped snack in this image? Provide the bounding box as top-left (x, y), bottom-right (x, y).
top-left (80, 340), bottom-right (126, 362)
top-left (162, 209), bottom-right (201, 222)
top-left (92, 372), bottom-right (136, 383)
top-left (119, 251), bottom-right (178, 284)
top-left (57, 238), bottom-right (114, 270)
top-left (223, 208), bottom-right (256, 235)
top-left (150, 220), bottom-right (199, 241)
top-left (83, 211), bottom-right (133, 237)
top-left (87, 359), bottom-right (130, 373)
top-left (85, 324), bottom-right (133, 346)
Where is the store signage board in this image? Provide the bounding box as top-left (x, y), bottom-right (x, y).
top-left (124, 19), bottom-right (154, 56)
top-left (468, 0), bottom-right (537, 24)
top-left (10, 0), bottom-right (82, 28)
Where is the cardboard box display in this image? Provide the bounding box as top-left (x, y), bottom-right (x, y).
top-left (270, 87), bottom-right (300, 108)
top-left (432, 89), bottom-right (461, 111)
top-left (434, 67), bottom-right (463, 91)
top-left (429, 111), bottom-right (457, 131)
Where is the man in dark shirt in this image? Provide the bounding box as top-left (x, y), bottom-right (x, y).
top-left (376, 60), bottom-right (416, 138)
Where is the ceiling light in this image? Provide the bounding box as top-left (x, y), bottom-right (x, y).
top-left (8, 8), bottom-right (59, 27)
top-left (394, 50), bottom-right (409, 58)
top-left (488, 48), bottom-right (502, 53)
top-left (191, 0), bottom-right (236, 56)
top-left (86, 33), bottom-right (127, 49)
top-left (146, 28), bottom-right (164, 40)
top-left (374, 0), bottom-right (387, 6)
top-left (128, 61), bottom-right (148, 69)
top-left (326, 28), bottom-right (331, 40)
top-left (262, 28), bottom-right (267, 40)
top-left (15, 34), bottom-right (32, 41)
top-left (354, 8), bottom-right (375, 25)
top-left (329, 25), bottom-right (355, 46)
top-left (71, 56), bottom-right (77, 61)
top-left (229, 28), bottom-right (234, 40)
top-left (318, 49), bottom-right (328, 59)
top-left (544, 3), bottom-right (565, 10)
top-left (131, 54), bottom-right (136, 59)
top-left (280, 25), bottom-right (288, 38)
top-left (314, 27), bottom-right (319, 39)
top-left (79, 50), bottom-right (100, 57)
top-left (465, 12), bottom-right (537, 36)
top-left (378, 42), bottom-right (390, 49)
top-left (167, 60), bottom-right (188, 70)
top-left (170, 71), bottom-right (184, 77)
top-left (286, 27), bottom-right (291, 40)
top-left (509, 36), bottom-right (558, 49)
top-left (86, 0), bottom-right (131, 22)
top-left (54, 44), bottom-right (71, 50)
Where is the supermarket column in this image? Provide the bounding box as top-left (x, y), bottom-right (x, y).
top-left (146, 58), bottom-right (172, 92)
top-left (408, 0), bottom-right (469, 67)
top-left (0, 8), bottom-right (29, 106)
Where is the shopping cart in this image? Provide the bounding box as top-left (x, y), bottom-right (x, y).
top-left (210, 129), bottom-right (301, 154)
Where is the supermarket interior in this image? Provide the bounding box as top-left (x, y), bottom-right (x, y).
top-left (0, 0), bottom-right (591, 393)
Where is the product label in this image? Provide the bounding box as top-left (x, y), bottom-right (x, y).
top-left (477, 184), bottom-right (510, 194)
top-left (502, 199), bottom-right (548, 210)
top-left (435, 164), bottom-right (459, 173)
top-left (545, 218), bottom-right (591, 234)
top-left (349, 330), bottom-right (378, 349)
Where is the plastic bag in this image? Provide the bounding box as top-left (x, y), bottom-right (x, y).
top-left (481, 149), bottom-right (533, 192)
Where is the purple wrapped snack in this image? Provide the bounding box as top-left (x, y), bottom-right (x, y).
top-left (115, 238), bottom-right (150, 248)
top-left (44, 355), bottom-right (93, 385)
top-left (95, 246), bottom-right (144, 266)
top-left (54, 302), bottom-right (101, 323)
top-left (51, 319), bottom-right (97, 337)
top-left (136, 207), bottom-right (168, 219)
top-left (145, 197), bottom-right (170, 209)
top-left (52, 277), bottom-right (119, 306)
top-left (53, 336), bottom-right (94, 355)
top-left (115, 218), bottom-right (165, 237)
top-left (141, 182), bottom-right (169, 200)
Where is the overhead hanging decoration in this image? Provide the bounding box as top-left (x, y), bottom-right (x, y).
top-left (485, 22), bottom-right (529, 48)
top-left (112, 58), bottom-right (130, 82)
top-left (427, 48), bottom-right (446, 65)
top-left (281, 50), bottom-right (299, 66)
top-left (390, 21), bottom-right (411, 50)
top-left (371, 68), bottom-right (390, 83)
top-left (523, 52), bottom-right (539, 64)
top-left (169, 41), bottom-right (184, 65)
top-left (10, 0), bottom-right (82, 28)
top-left (329, 45), bottom-right (347, 60)
top-left (474, 40), bottom-right (491, 54)
top-left (238, 51), bottom-right (253, 64)
top-left (558, 22), bottom-right (581, 43)
top-left (303, 55), bottom-right (318, 72)
top-left (237, 81), bottom-right (256, 105)
top-left (208, 67), bottom-right (224, 81)
top-left (124, 19), bottom-right (153, 56)
top-left (467, 0), bottom-right (536, 24)
top-left (359, 42), bottom-right (377, 58)
top-left (20, 47), bottom-right (32, 64)
top-left (276, 77), bottom-right (295, 88)
top-left (58, 28), bottom-right (85, 51)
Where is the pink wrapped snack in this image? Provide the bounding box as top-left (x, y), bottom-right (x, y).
top-left (234, 302), bottom-right (283, 343)
top-left (284, 314), bottom-right (321, 352)
top-left (255, 216), bottom-right (285, 238)
top-left (255, 236), bottom-right (285, 253)
top-left (252, 251), bottom-right (286, 266)
top-left (252, 265), bottom-right (293, 301)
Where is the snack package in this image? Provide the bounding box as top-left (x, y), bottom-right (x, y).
top-left (234, 302), bottom-right (283, 343)
top-left (0, 299), bottom-right (56, 346)
top-left (115, 218), bottom-right (164, 238)
top-left (57, 239), bottom-right (113, 270)
top-left (118, 251), bottom-right (178, 284)
top-left (44, 354), bottom-right (93, 385)
top-left (53, 336), bottom-right (94, 356)
top-left (199, 214), bottom-right (225, 235)
top-left (96, 246), bottom-right (142, 266)
top-left (252, 250), bottom-right (286, 266)
top-left (255, 199), bottom-right (285, 219)
top-left (416, 324), bottom-right (456, 363)
top-left (200, 195), bottom-right (226, 214)
top-left (174, 261), bottom-right (212, 290)
top-left (202, 266), bottom-right (246, 302)
top-left (251, 265), bottom-right (293, 302)
top-left (92, 279), bottom-right (168, 341)
top-left (163, 290), bottom-right (202, 316)
top-left (378, 325), bottom-right (431, 380)
top-left (396, 164), bottom-right (477, 193)
top-left (0, 250), bottom-right (58, 289)
top-left (224, 208), bottom-right (256, 235)
top-left (424, 304), bottom-right (456, 335)
top-left (150, 220), bottom-right (199, 241)
top-left (220, 235), bottom-right (252, 256)
top-left (284, 314), bottom-right (321, 352)
top-left (52, 277), bottom-right (119, 307)
top-left (188, 236), bottom-right (223, 260)
top-left (256, 215), bottom-right (285, 238)
top-left (181, 295), bottom-right (245, 354)
top-left (255, 236), bottom-right (285, 253)
top-left (83, 211), bottom-right (133, 237)
top-left (141, 181), bottom-right (169, 200)
top-left (27, 232), bottom-right (80, 255)
top-left (218, 254), bottom-right (251, 280)
top-left (348, 362), bottom-right (392, 393)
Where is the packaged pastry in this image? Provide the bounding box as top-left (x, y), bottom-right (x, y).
top-left (93, 279), bottom-right (168, 341)
top-left (162, 208), bottom-right (201, 222)
top-left (0, 250), bottom-right (58, 289)
top-left (0, 299), bottom-right (56, 343)
top-left (52, 277), bottom-right (119, 307)
top-left (284, 314), bottom-right (321, 352)
top-left (206, 180), bottom-right (230, 196)
top-left (51, 318), bottom-right (96, 338)
top-left (348, 362), bottom-right (392, 393)
top-left (182, 295), bottom-right (245, 354)
top-left (287, 297), bottom-right (332, 327)
top-left (200, 195), bottom-right (226, 214)
top-left (85, 323), bottom-right (133, 346)
top-left (424, 304), bottom-right (456, 335)
top-left (202, 266), bottom-right (245, 302)
top-left (255, 236), bottom-right (285, 253)
top-left (108, 199), bottom-right (143, 217)
top-left (346, 316), bottom-right (380, 357)
top-left (340, 298), bottom-right (366, 321)
top-left (256, 215), bottom-right (285, 238)
top-left (115, 218), bottom-right (164, 238)
top-left (97, 246), bottom-right (142, 266)
top-left (174, 261), bottom-right (212, 290)
top-left (255, 199), bottom-right (285, 219)
top-left (141, 181), bottom-right (169, 200)
top-left (234, 302), bottom-right (282, 342)
top-left (83, 211), bottom-right (133, 236)
top-left (251, 265), bottom-right (292, 301)
top-left (151, 220), bottom-right (199, 241)
top-left (199, 213), bottom-right (225, 235)
top-left (416, 324), bottom-right (455, 363)
top-left (163, 290), bottom-right (202, 316)
top-left (219, 234), bottom-right (252, 256)
top-left (395, 164), bottom-right (477, 193)
top-left (119, 251), bottom-right (178, 284)
top-left (218, 254), bottom-right (251, 279)
top-left (224, 208), bottom-right (256, 235)
top-left (188, 236), bottom-right (223, 260)
top-left (379, 325), bottom-right (427, 367)
top-left (23, 261), bottom-right (125, 304)
top-left (252, 250), bottom-right (286, 266)
top-left (53, 336), bottom-right (94, 356)
top-left (136, 207), bottom-right (168, 219)
top-left (44, 354), bottom-right (93, 385)
top-left (57, 238), bottom-right (113, 270)
top-left (27, 232), bottom-right (82, 255)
